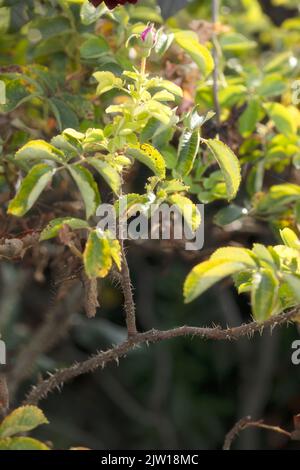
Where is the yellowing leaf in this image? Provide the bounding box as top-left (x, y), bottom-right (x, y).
top-left (174, 31), bottom-right (214, 77)
top-left (15, 140), bottom-right (65, 163)
top-left (8, 164), bottom-right (54, 217)
top-left (206, 139), bottom-right (241, 200)
top-left (0, 406), bottom-right (48, 438)
top-left (40, 217), bottom-right (89, 241)
top-left (108, 238), bottom-right (122, 271)
top-left (126, 143), bottom-right (166, 179)
top-left (280, 228), bottom-right (300, 250)
top-left (68, 165), bottom-right (100, 220)
top-left (93, 71), bottom-right (122, 95)
top-left (265, 102), bottom-right (297, 136)
top-left (83, 231), bottom-right (112, 279)
top-left (0, 437), bottom-right (49, 450)
top-left (168, 193), bottom-right (201, 232)
top-left (184, 259), bottom-right (245, 303)
top-left (211, 247), bottom-right (257, 267)
top-left (152, 90), bottom-right (175, 102)
top-left (87, 157), bottom-right (121, 195)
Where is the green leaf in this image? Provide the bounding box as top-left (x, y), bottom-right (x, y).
top-left (220, 33), bottom-right (256, 52)
top-left (167, 194), bottom-right (201, 232)
top-left (80, 36), bottom-right (109, 60)
top-left (257, 75), bottom-right (286, 98)
top-left (184, 259), bottom-right (245, 303)
top-left (0, 77), bottom-right (40, 113)
top-left (0, 7), bottom-right (10, 35)
top-left (126, 144), bottom-right (166, 179)
top-left (264, 103), bottom-right (297, 136)
top-left (68, 165), bottom-right (100, 220)
top-left (0, 406), bottom-right (48, 438)
top-left (205, 139), bottom-right (241, 200)
top-left (40, 218), bottom-right (89, 241)
top-left (80, 2), bottom-right (107, 25)
top-left (49, 97), bottom-right (79, 131)
top-left (0, 437), bottom-right (49, 450)
top-left (93, 71), bottom-right (122, 95)
top-left (252, 244), bottom-right (276, 268)
top-left (15, 140), bottom-right (65, 163)
top-left (176, 129), bottom-right (200, 177)
top-left (214, 204), bottom-right (247, 226)
top-left (115, 193), bottom-right (149, 217)
top-left (160, 179), bottom-right (189, 194)
top-left (251, 269), bottom-right (279, 322)
top-left (140, 118), bottom-right (162, 143)
top-left (174, 31), bottom-right (214, 77)
top-left (29, 16), bottom-right (71, 41)
top-left (87, 157), bottom-right (121, 195)
top-left (282, 274), bottom-right (300, 303)
top-left (155, 30), bottom-right (174, 56)
top-left (8, 164), bottom-right (54, 217)
top-left (83, 231), bottom-right (112, 279)
top-left (238, 99), bottom-right (261, 137)
top-left (219, 85), bottom-right (247, 108)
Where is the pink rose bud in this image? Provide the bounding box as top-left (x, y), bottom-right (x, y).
top-left (139, 24), bottom-right (157, 57)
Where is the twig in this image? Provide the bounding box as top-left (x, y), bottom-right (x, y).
top-left (23, 308), bottom-right (297, 406)
top-left (223, 416), bottom-right (291, 450)
top-left (212, 0), bottom-right (221, 127)
top-left (0, 374), bottom-right (9, 417)
top-left (120, 241), bottom-right (137, 337)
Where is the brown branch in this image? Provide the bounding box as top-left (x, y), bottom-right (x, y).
top-left (120, 241), bottom-right (137, 337)
top-left (223, 416), bottom-right (292, 450)
top-left (24, 308), bottom-right (297, 406)
top-left (0, 374), bottom-right (9, 417)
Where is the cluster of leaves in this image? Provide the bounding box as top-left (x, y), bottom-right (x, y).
top-left (4, 3), bottom-right (240, 284)
top-left (2, 1), bottom-right (300, 327)
top-left (185, 228), bottom-right (300, 322)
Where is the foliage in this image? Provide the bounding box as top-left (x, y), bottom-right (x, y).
top-left (1, 0), bottom-right (300, 451)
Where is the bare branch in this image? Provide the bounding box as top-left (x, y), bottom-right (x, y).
top-left (223, 415), bottom-right (291, 450)
top-left (24, 308), bottom-right (297, 406)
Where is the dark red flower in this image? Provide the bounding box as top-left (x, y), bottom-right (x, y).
top-left (89, 0), bottom-right (138, 9)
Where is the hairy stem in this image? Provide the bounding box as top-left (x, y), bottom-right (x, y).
top-left (120, 241), bottom-right (137, 337)
top-left (24, 308), bottom-right (297, 406)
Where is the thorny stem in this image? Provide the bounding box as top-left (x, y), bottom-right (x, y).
top-left (212, 0), bottom-right (221, 127)
top-left (223, 415), bottom-right (292, 450)
top-left (24, 308), bottom-right (298, 406)
top-left (120, 241), bottom-right (138, 338)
